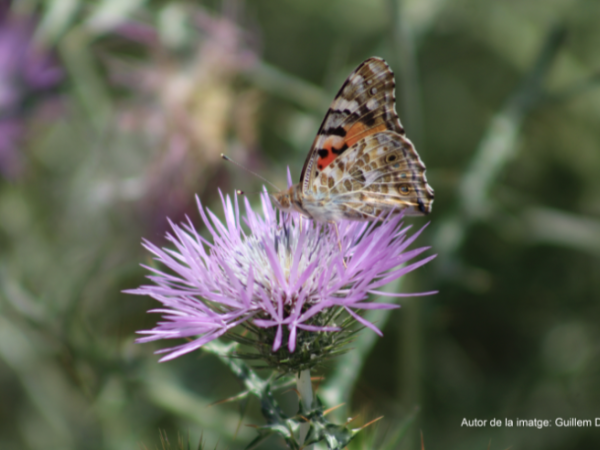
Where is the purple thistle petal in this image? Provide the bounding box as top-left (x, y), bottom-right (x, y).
top-left (195, 195), bottom-right (218, 237)
top-left (288, 325), bottom-right (297, 352)
top-left (367, 254), bottom-right (438, 290)
top-left (242, 266), bottom-right (254, 308)
top-left (157, 329), bottom-right (228, 362)
top-left (346, 302), bottom-right (400, 311)
top-left (345, 307), bottom-right (384, 336)
top-left (261, 236), bottom-right (286, 289)
top-left (273, 324), bottom-right (283, 351)
top-left (290, 259), bottom-right (318, 294)
top-left (289, 222), bottom-right (308, 288)
top-left (369, 289), bottom-right (439, 297)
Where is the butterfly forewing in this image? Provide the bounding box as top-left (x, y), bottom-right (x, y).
top-left (301, 57), bottom-right (405, 193)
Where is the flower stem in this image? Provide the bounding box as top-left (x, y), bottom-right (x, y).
top-left (297, 369), bottom-right (313, 448)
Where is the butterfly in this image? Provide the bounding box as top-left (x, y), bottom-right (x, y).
top-left (271, 57), bottom-right (434, 222)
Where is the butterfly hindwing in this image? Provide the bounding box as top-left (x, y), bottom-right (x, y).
top-left (300, 57), bottom-right (405, 194)
top-left (316, 130), bottom-right (434, 219)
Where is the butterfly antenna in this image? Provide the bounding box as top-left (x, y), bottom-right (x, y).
top-left (236, 189), bottom-right (264, 196)
top-left (221, 154), bottom-right (282, 191)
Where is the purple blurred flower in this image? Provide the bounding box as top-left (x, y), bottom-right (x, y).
top-left (0, 3), bottom-right (62, 179)
top-left (128, 191), bottom-right (435, 368)
top-left (109, 8), bottom-right (259, 235)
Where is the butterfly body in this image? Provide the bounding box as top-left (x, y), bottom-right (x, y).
top-left (271, 57), bottom-right (434, 222)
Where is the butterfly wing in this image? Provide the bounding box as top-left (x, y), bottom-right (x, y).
top-left (315, 130), bottom-right (434, 220)
top-left (300, 57), bottom-right (406, 194)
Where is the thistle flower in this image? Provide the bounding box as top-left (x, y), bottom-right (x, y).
top-left (128, 191), bottom-right (435, 372)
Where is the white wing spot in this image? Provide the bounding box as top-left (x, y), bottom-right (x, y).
top-left (324, 110), bottom-right (347, 129)
top-left (366, 98), bottom-right (379, 110)
top-left (333, 97), bottom-right (359, 112)
top-left (351, 75), bottom-right (364, 86)
top-left (375, 133), bottom-right (392, 145)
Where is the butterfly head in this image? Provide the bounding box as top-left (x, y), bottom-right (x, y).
top-left (270, 186), bottom-right (294, 212)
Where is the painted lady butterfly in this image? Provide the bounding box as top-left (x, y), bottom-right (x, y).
top-left (271, 57), bottom-right (434, 222)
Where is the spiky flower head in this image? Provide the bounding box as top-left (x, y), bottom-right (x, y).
top-left (128, 191), bottom-right (435, 372)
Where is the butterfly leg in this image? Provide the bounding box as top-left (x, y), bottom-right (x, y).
top-left (331, 222), bottom-right (347, 269)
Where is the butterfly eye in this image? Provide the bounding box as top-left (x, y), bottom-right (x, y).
top-left (398, 184), bottom-right (411, 195)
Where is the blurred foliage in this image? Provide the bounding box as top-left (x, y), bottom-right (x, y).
top-left (0, 0), bottom-right (599, 449)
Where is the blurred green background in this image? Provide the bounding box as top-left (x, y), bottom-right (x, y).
top-left (1, 0), bottom-right (599, 449)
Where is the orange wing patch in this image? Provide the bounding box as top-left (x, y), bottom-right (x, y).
top-left (344, 121), bottom-right (387, 148)
top-left (316, 122), bottom-right (387, 171)
top-left (316, 136), bottom-right (344, 171)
